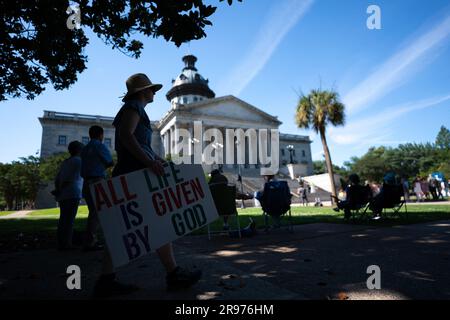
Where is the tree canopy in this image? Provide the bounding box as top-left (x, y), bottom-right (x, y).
top-left (0, 0), bottom-right (241, 101)
top-left (436, 126), bottom-right (450, 149)
top-left (344, 140), bottom-right (450, 183)
top-left (296, 89), bottom-right (346, 201)
top-left (295, 89), bottom-right (345, 135)
top-left (313, 160), bottom-right (348, 177)
top-left (0, 156), bottom-right (41, 210)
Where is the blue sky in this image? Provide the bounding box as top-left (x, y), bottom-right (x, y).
top-left (1, 0), bottom-right (449, 165)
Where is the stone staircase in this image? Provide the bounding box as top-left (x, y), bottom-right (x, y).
top-left (220, 170), bottom-right (332, 206)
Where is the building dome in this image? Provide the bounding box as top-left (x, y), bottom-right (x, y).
top-left (166, 55), bottom-right (215, 105)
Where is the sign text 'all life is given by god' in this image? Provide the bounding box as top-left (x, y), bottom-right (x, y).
top-left (90, 163), bottom-right (219, 268)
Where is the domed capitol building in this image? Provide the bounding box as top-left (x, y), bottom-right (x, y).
top-left (37, 55), bottom-right (314, 208)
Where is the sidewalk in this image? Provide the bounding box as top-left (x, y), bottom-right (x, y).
top-left (0, 220), bottom-right (449, 300)
top-left (0, 211), bottom-right (32, 220)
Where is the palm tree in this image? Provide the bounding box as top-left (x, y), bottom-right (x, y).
top-left (295, 89), bottom-right (345, 204)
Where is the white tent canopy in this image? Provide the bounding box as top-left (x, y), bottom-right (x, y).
top-left (302, 173), bottom-right (341, 193)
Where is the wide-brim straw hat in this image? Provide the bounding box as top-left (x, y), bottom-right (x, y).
top-left (120, 73), bottom-right (162, 102)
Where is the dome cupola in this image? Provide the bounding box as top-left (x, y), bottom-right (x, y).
top-left (166, 55), bottom-right (215, 105)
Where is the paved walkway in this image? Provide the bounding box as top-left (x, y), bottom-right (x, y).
top-left (0, 211), bottom-right (32, 220)
top-left (0, 220), bottom-right (449, 300)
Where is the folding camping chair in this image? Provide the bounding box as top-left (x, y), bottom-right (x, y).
top-left (332, 185), bottom-right (372, 220)
top-left (383, 184), bottom-right (408, 218)
top-left (207, 183), bottom-right (241, 239)
top-left (372, 184), bottom-right (408, 219)
top-left (258, 180), bottom-right (293, 232)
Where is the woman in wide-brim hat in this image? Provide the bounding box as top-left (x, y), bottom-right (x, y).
top-left (120, 73), bottom-right (163, 102)
top-left (92, 73), bottom-right (202, 298)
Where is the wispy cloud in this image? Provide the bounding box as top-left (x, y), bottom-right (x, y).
top-left (343, 13), bottom-right (450, 115)
top-left (219, 0), bottom-right (314, 95)
top-left (331, 94), bottom-right (450, 146)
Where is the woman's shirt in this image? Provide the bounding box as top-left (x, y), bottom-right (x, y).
top-left (112, 100), bottom-right (158, 176)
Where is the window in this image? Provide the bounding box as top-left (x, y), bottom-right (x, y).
top-left (104, 138), bottom-right (112, 148)
top-left (193, 97), bottom-right (198, 102)
top-left (183, 97), bottom-right (188, 104)
top-left (58, 135), bottom-right (67, 145)
top-left (302, 150), bottom-right (306, 157)
top-left (281, 149), bottom-right (285, 156)
top-left (82, 136), bottom-right (90, 145)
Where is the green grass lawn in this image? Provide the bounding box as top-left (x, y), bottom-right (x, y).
top-left (193, 204), bottom-right (450, 234)
top-left (1, 204), bottom-right (449, 240)
top-left (0, 211), bottom-right (14, 217)
top-left (28, 206), bottom-right (89, 216)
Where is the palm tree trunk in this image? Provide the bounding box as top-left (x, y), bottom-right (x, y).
top-left (319, 128), bottom-right (337, 205)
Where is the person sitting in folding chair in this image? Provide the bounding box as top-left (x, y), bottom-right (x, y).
top-left (369, 172), bottom-right (404, 220)
top-left (209, 169), bottom-right (232, 230)
top-left (257, 174), bottom-right (292, 229)
top-left (333, 174), bottom-right (371, 220)
top-left (209, 169), bottom-right (253, 230)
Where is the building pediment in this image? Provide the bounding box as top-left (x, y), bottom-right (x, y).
top-left (188, 95), bottom-right (282, 125)
top-left (159, 95), bottom-right (282, 130)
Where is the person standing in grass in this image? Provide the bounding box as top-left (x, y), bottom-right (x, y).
top-left (421, 177), bottom-right (431, 200)
top-left (80, 125), bottom-right (114, 251)
top-left (297, 183), bottom-right (309, 206)
top-left (413, 177), bottom-right (425, 202)
top-left (54, 141), bottom-right (84, 250)
top-left (401, 177), bottom-right (410, 203)
top-left (93, 73), bottom-right (202, 298)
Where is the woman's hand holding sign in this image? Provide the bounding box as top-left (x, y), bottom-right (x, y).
top-left (146, 159), bottom-right (165, 176)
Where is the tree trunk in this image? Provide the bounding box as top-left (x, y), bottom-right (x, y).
top-left (319, 128), bottom-right (337, 204)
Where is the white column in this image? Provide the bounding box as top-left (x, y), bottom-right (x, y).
top-left (170, 125), bottom-right (175, 156)
top-left (163, 132), bottom-right (169, 158)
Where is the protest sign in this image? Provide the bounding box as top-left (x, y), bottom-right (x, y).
top-left (90, 163), bottom-right (219, 268)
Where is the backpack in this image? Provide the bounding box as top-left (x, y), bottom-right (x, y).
top-left (261, 180), bottom-right (292, 217)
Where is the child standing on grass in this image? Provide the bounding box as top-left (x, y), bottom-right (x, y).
top-left (80, 125), bottom-right (114, 251)
top-left (54, 141), bottom-right (84, 250)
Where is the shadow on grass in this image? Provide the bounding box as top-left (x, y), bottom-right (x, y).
top-left (0, 216), bottom-right (88, 253)
top-left (1, 205), bottom-right (449, 252)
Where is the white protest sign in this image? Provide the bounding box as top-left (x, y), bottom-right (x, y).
top-left (89, 163), bottom-right (219, 269)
